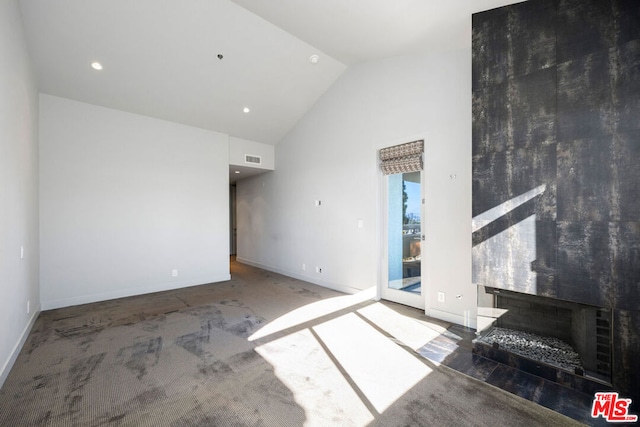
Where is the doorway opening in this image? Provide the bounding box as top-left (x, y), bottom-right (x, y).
top-left (378, 138), bottom-right (425, 310)
top-left (230, 183), bottom-right (237, 256)
top-left (387, 171), bottom-right (422, 295)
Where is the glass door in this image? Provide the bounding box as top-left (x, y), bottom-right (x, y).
top-left (381, 171), bottom-right (424, 309)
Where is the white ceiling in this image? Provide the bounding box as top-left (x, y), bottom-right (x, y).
top-left (18, 0), bottom-right (518, 146)
top-left (231, 0), bottom-right (519, 66)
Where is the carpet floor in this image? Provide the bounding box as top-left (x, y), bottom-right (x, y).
top-left (0, 261), bottom-right (583, 426)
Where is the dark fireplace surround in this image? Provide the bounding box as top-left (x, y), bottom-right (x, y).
top-left (472, 0), bottom-right (640, 402)
top-left (475, 286), bottom-right (612, 388)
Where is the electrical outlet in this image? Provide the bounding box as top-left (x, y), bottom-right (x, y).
top-left (437, 292), bottom-right (445, 303)
top-left (172, 269), bottom-right (178, 277)
top-left (302, 263), bottom-right (306, 271)
top-left (315, 266), bottom-right (322, 273)
top-left (20, 246), bottom-right (24, 259)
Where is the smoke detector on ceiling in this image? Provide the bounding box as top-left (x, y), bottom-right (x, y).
top-left (309, 55), bottom-right (319, 64)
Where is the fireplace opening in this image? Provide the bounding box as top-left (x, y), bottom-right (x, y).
top-left (475, 286), bottom-right (612, 385)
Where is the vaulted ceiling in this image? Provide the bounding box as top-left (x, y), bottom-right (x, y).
top-left (19, 0), bottom-right (517, 145)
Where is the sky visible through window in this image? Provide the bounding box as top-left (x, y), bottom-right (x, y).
top-left (405, 180), bottom-right (421, 219)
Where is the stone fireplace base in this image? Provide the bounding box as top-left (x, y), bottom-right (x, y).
top-left (477, 327), bottom-right (583, 372)
top-left (473, 336), bottom-right (613, 397)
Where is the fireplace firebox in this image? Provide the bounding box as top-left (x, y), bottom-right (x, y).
top-left (475, 286), bottom-right (613, 389)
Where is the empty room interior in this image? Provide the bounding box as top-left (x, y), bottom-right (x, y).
top-left (1, 0), bottom-right (639, 425)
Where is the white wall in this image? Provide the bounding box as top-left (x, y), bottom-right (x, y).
top-left (237, 49), bottom-right (475, 327)
top-left (229, 137), bottom-right (275, 171)
top-left (0, 0), bottom-right (40, 386)
top-left (40, 95), bottom-right (230, 309)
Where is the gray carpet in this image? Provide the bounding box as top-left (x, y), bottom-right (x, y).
top-left (0, 261), bottom-right (583, 426)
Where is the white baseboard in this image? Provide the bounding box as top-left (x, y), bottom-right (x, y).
top-left (41, 274), bottom-right (231, 310)
top-left (235, 257), bottom-right (363, 296)
top-left (0, 306), bottom-right (41, 389)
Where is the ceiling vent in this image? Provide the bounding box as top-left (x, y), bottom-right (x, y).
top-left (245, 154), bottom-right (262, 165)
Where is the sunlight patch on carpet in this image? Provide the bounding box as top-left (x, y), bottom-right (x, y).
top-left (255, 328), bottom-right (375, 426)
top-left (313, 313), bottom-right (433, 413)
top-left (357, 303), bottom-right (444, 351)
top-left (248, 287), bottom-right (376, 341)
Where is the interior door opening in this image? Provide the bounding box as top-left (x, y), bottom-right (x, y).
top-left (230, 183), bottom-right (237, 256)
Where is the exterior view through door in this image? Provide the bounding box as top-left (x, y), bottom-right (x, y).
top-left (379, 140), bottom-right (425, 310)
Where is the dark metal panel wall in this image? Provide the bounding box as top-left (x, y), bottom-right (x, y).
top-left (472, 0), bottom-right (640, 402)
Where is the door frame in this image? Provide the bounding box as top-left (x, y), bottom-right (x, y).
top-left (376, 135), bottom-right (428, 311)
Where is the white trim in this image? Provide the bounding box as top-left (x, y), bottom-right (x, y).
top-left (41, 275), bottom-right (231, 310)
top-left (0, 306), bottom-right (41, 388)
top-left (236, 257), bottom-right (365, 296)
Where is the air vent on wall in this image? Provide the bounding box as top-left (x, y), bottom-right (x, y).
top-left (245, 154), bottom-right (262, 165)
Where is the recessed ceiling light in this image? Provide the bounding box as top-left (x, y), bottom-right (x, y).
top-left (91, 61), bottom-right (103, 70)
top-left (243, 107), bottom-right (250, 113)
top-left (309, 54), bottom-right (319, 64)
top-left (235, 170), bottom-right (240, 174)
